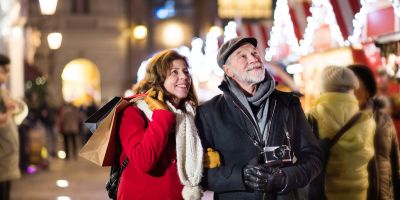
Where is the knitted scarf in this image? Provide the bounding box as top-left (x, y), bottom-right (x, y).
top-left (225, 69), bottom-right (276, 146)
top-left (166, 101), bottom-right (203, 200)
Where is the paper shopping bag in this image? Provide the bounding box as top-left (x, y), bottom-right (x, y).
top-left (84, 97), bottom-right (121, 134)
top-left (79, 97), bottom-right (131, 166)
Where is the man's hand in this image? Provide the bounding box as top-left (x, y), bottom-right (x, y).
top-left (204, 148), bottom-right (221, 168)
top-left (144, 88), bottom-right (168, 111)
top-left (243, 164), bottom-right (286, 192)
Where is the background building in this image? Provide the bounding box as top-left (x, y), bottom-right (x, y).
top-left (24, 0), bottom-right (223, 107)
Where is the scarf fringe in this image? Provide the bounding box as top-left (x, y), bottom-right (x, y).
top-left (182, 185), bottom-right (203, 200)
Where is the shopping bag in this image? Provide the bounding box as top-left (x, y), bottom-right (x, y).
top-left (79, 97), bottom-right (132, 166)
top-left (84, 97), bottom-right (122, 134)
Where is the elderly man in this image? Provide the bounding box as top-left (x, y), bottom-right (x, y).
top-left (196, 37), bottom-right (322, 200)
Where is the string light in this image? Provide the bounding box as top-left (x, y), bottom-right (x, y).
top-left (299, 0), bottom-right (344, 55)
top-left (223, 21), bottom-right (238, 42)
top-left (267, 0), bottom-right (300, 61)
top-left (391, 0), bottom-right (400, 16)
top-left (348, 0), bottom-right (367, 45)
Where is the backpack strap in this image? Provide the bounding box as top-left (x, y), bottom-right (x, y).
top-left (330, 112), bottom-right (362, 147)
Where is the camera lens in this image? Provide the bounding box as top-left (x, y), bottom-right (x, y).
top-left (274, 146), bottom-right (286, 159)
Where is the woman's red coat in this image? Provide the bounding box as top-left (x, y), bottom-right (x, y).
top-left (117, 106), bottom-right (183, 200)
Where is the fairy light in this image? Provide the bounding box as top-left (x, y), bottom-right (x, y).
top-left (348, 0), bottom-right (368, 45)
top-left (189, 38), bottom-right (206, 82)
top-left (0, 1), bottom-right (20, 38)
top-left (223, 21), bottom-right (238, 42)
top-left (391, 0), bottom-right (400, 16)
top-left (299, 0), bottom-right (345, 55)
top-left (200, 32), bottom-right (218, 81)
top-left (135, 21), bottom-right (238, 93)
top-left (267, 0), bottom-right (300, 61)
top-left (326, 1), bottom-right (345, 46)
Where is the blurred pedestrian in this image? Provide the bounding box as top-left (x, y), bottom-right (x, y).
top-left (0, 54), bottom-right (21, 200)
top-left (348, 64), bottom-right (400, 200)
top-left (117, 50), bottom-right (203, 200)
top-left (58, 102), bottom-right (81, 160)
top-left (39, 96), bottom-right (57, 157)
top-left (307, 66), bottom-right (375, 200)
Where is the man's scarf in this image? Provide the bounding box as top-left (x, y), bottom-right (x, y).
top-left (225, 69), bottom-right (276, 146)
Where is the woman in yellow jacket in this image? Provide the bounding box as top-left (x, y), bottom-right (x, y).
top-left (308, 66), bottom-right (376, 200)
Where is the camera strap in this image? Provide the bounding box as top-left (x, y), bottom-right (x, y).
top-left (262, 100), bottom-right (277, 147)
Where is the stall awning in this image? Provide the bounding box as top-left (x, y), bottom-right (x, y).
top-left (289, 0), bottom-right (311, 41)
top-left (330, 0), bottom-right (361, 39)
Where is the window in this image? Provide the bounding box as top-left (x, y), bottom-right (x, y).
top-left (71, 0), bottom-right (90, 14)
top-left (218, 0), bottom-right (272, 19)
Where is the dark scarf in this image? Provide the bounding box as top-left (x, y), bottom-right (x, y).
top-left (225, 69), bottom-right (276, 146)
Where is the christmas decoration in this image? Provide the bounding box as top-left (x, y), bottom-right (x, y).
top-left (266, 0), bottom-right (300, 62)
top-left (299, 0), bottom-right (344, 54)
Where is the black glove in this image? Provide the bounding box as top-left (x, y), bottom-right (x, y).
top-left (243, 164), bottom-right (286, 192)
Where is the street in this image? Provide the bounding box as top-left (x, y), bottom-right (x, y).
top-left (11, 157), bottom-right (110, 200)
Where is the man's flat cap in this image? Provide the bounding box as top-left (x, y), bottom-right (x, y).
top-left (216, 37), bottom-right (257, 68)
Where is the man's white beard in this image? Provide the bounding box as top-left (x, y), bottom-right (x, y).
top-left (231, 66), bottom-right (265, 85)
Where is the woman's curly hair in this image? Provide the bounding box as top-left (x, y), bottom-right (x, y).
top-left (133, 49), bottom-right (198, 109)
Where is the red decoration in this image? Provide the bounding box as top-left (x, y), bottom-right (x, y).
top-left (367, 5), bottom-right (400, 37)
top-left (289, 1), bottom-right (312, 41)
top-left (329, 0), bottom-right (361, 39)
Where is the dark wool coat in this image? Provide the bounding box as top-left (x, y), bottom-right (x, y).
top-left (117, 106), bottom-right (184, 200)
top-left (195, 83), bottom-right (323, 200)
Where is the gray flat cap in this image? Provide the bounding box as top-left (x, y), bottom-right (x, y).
top-left (217, 37), bottom-right (257, 68)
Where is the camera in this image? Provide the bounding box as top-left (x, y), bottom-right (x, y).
top-left (261, 145), bottom-right (293, 164)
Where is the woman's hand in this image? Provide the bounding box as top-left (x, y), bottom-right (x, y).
top-left (144, 88), bottom-right (168, 111)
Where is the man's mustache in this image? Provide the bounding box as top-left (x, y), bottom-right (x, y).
top-left (247, 63), bottom-right (263, 71)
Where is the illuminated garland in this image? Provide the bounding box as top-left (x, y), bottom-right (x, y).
top-left (266, 0), bottom-right (299, 61)
top-left (223, 21), bottom-right (238, 42)
top-left (299, 0), bottom-right (344, 55)
top-left (391, 0), bottom-right (400, 16)
top-left (348, 0), bottom-right (367, 45)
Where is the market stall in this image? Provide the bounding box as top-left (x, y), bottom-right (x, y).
top-left (298, 46), bottom-right (380, 110)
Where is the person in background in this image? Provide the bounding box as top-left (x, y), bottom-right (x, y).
top-left (0, 54), bottom-right (21, 200)
top-left (58, 102), bottom-right (81, 160)
top-left (195, 37), bottom-right (322, 200)
top-left (39, 96), bottom-right (57, 157)
top-left (307, 65), bottom-right (375, 200)
top-left (117, 50), bottom-right (203, 200)
top-left (348, 64), bottom-right (400, 200)
top-left (391, 96), bottom-right (400, 144)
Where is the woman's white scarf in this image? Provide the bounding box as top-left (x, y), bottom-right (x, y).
top-left (166, 101), bottom-right (203, 200)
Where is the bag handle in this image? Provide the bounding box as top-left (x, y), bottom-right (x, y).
top-left (330, 112), bottom-right (362, 147)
